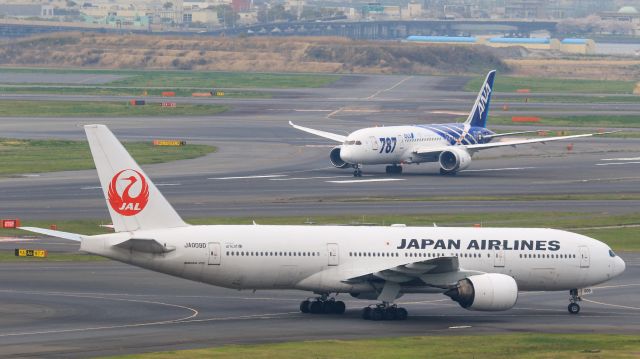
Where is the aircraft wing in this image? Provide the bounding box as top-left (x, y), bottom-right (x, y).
top-left (412, 131), bottom-right (616, 159)
top-left (19, 227), bottom-right (84, 242)
top-left (289, 121), bottom-right (346, 143)
top-left (463, 131), bottom-right (617, 152)
top-left (343, 256), bottom-right (484, 288)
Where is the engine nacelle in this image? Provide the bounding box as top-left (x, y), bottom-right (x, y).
top-left (444, 273), bottom-right (518, 311)
top-left (439, 148), bottom-right (472, 173)
top-left (329, 146), bottom-right (351, 169)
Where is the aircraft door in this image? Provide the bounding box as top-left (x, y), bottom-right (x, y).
top-left (397, 134), bottom-right (405, 150)
top-left (493, 250), bottom-right (505, 267)
top-left (208, 242), bottom-right (221, 265)
top-left (327, 243), bottom-right (339, 266)
top-left (579, 246), bottom-right (590, 268)
top-left (370, 136), bottom-right (378, 151)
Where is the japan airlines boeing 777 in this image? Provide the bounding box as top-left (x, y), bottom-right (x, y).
top-left (291, 71), bottom-right (612, 177)
top-left (20, 125), bottom-right (625, 320)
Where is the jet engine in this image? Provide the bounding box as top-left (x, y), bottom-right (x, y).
top-left (330, 146), bottom-right (351, 169)
top-left (438, 148), bottom-right (472, 173)
top-left (444, 273), bottom-right (518, 311)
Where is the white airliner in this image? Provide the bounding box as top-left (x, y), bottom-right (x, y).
top-left (291, 70), bottom-right (612, 177)
top-left (20, 125), bottom-right (624, 320)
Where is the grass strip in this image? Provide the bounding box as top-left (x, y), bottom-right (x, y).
top-left (0, 86), bottom-right (270, 98)
top-left (101, 334), bottom-right (640, 359)
top-left (0, 100), bottom-right (229, 117)
top-left (4, 212), bottom-right (640, 251)
top-left (473, 114), bottom-right (640, 129)
top-left (0, 138), bottom-right (216, 176)
top-left (465, 75), bottom-right (635, 94)
top-left (0, 67), bottom-right (340, 88)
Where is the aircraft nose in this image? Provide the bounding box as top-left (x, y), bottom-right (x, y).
top-left (615, 256), bottom-right (626, 277)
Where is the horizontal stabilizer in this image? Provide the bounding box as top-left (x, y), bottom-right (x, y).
top-left (19, 227), bottom-right (84, 242)
top-left (115, 238), bottom-right (175, 254)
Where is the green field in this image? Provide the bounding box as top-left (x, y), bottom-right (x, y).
top-left (0, 86), bottom-right (269, 98)
top-left (0, 138), bottom-right (216, 176)
top-left (103, 334), bottom-right (640, 359)
top-left (0, 67), bottom-right (340, 88)
top-left (500, 95), bottom-right (640, 104)
top-left (484, 114), bottom-right (640, 128)
top-left (0, 100), bottom-right (229, 117)
top-left (5, 212), bottom-right (640, 251)
top-left (465, 75), bottom-right (636, 94)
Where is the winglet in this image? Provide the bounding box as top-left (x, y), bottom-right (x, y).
top-left (464, 70), bottom-right (496, 128)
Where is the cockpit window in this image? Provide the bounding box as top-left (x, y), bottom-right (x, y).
top-left (355, 141), bottom-right (362, 145)
top-left (609, 249), bottom-right (616, 257)
top-left (343, 140), bottom-right (362, 146)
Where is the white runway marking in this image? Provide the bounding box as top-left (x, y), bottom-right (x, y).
top-left (449, 325), bottom-right (472, 329)
top-left (0, 290), bottom-right (199, 338)
top-left (596, 161), bottom-right (640, 166)
top-left (326, 178), bottom-right (405, 184)
top-left (584, 298), bottom-right (640, 311)
top-left (156, 183), bottom-right (181, 187)
top-left (209, 175), bottom-right (287, 180)
top-left (462, 167), bottom-right (537, 172)
top-left (270, 176), bottom-right (354, 181)
top-left (81, 186), bottom-right (102, 190)
top-left (0, 237), bottom-right (37, 242)
top-left (366, 76), bottom-right (412, 100)
top-left (430, 111), bottom-right (468, 116)
top-left (601, 157), bottom-right (640, 161)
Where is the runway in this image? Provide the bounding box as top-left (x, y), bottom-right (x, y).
top-left (0, 251), bottom-right (638, 358)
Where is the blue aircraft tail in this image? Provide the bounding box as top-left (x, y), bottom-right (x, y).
top-left (464, 70), bottom-right (496, 128)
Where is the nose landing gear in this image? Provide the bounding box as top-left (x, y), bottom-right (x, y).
top-left (352, 164), bottom-right (362, 177)
top-left (568, 288), bottom-right (581, 314)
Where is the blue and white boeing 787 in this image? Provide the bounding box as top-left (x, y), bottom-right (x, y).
top-left (291, 71), bottom-right (610, 177)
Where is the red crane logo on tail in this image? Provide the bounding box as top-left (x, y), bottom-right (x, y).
top-left (108, 169), bottom-right (150, 216)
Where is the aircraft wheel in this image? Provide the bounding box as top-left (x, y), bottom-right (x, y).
top-left (322, 301), bottom-right (335, 314)
top-left (333, 301), bottom-right (346, 314)
top-left (396, 307), bottom-right (408, 320)
top-left (300, 300), bottom-right (310, 313)
top-left (568, 303), bottom-right (580, 314)
top-left (371, 308), bottom-right (384, 321)
top-left (383, 307), bottom-right (396, 321)
top-left (309, 301), bottom-right (322, 314)
top-left (362, 307), bottom-right (372, 320)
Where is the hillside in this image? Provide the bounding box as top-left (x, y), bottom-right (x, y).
top-left (0, 33), bottom-right (508, 75)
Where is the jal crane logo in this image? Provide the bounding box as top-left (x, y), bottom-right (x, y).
top-left (108, 169), bottom-right (150, 216)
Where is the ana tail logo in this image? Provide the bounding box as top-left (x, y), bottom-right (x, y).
top-left (108, 169), bottom-right (150, 216)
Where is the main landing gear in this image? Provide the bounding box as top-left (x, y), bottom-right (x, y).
top-left (568, 288), bottom-right (581, 314)
top-left (300, 295), bottom-right (346, 315)
top-left (385, 165), bottom-right (402, 175)
top-left (362, 303), bottom-right (408, 321)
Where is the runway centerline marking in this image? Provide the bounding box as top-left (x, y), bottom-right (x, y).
top-left (270, 176), bottom-right (355, 181)
top-left (209, 175), bottom-right (287, 180)
top-left (326, 178), bottom-right (405, 184)
top-left (595, 161), bottom-right (640, 166)
top-left (601, 157), bottom-right (640, 161)
top-left (462, 167), bottom-right (537, 173)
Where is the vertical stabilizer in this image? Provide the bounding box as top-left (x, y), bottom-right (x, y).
top-left (464, 70), bottom-right (496, 128)
top-left (84, 125), bottom-right (188, 232)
